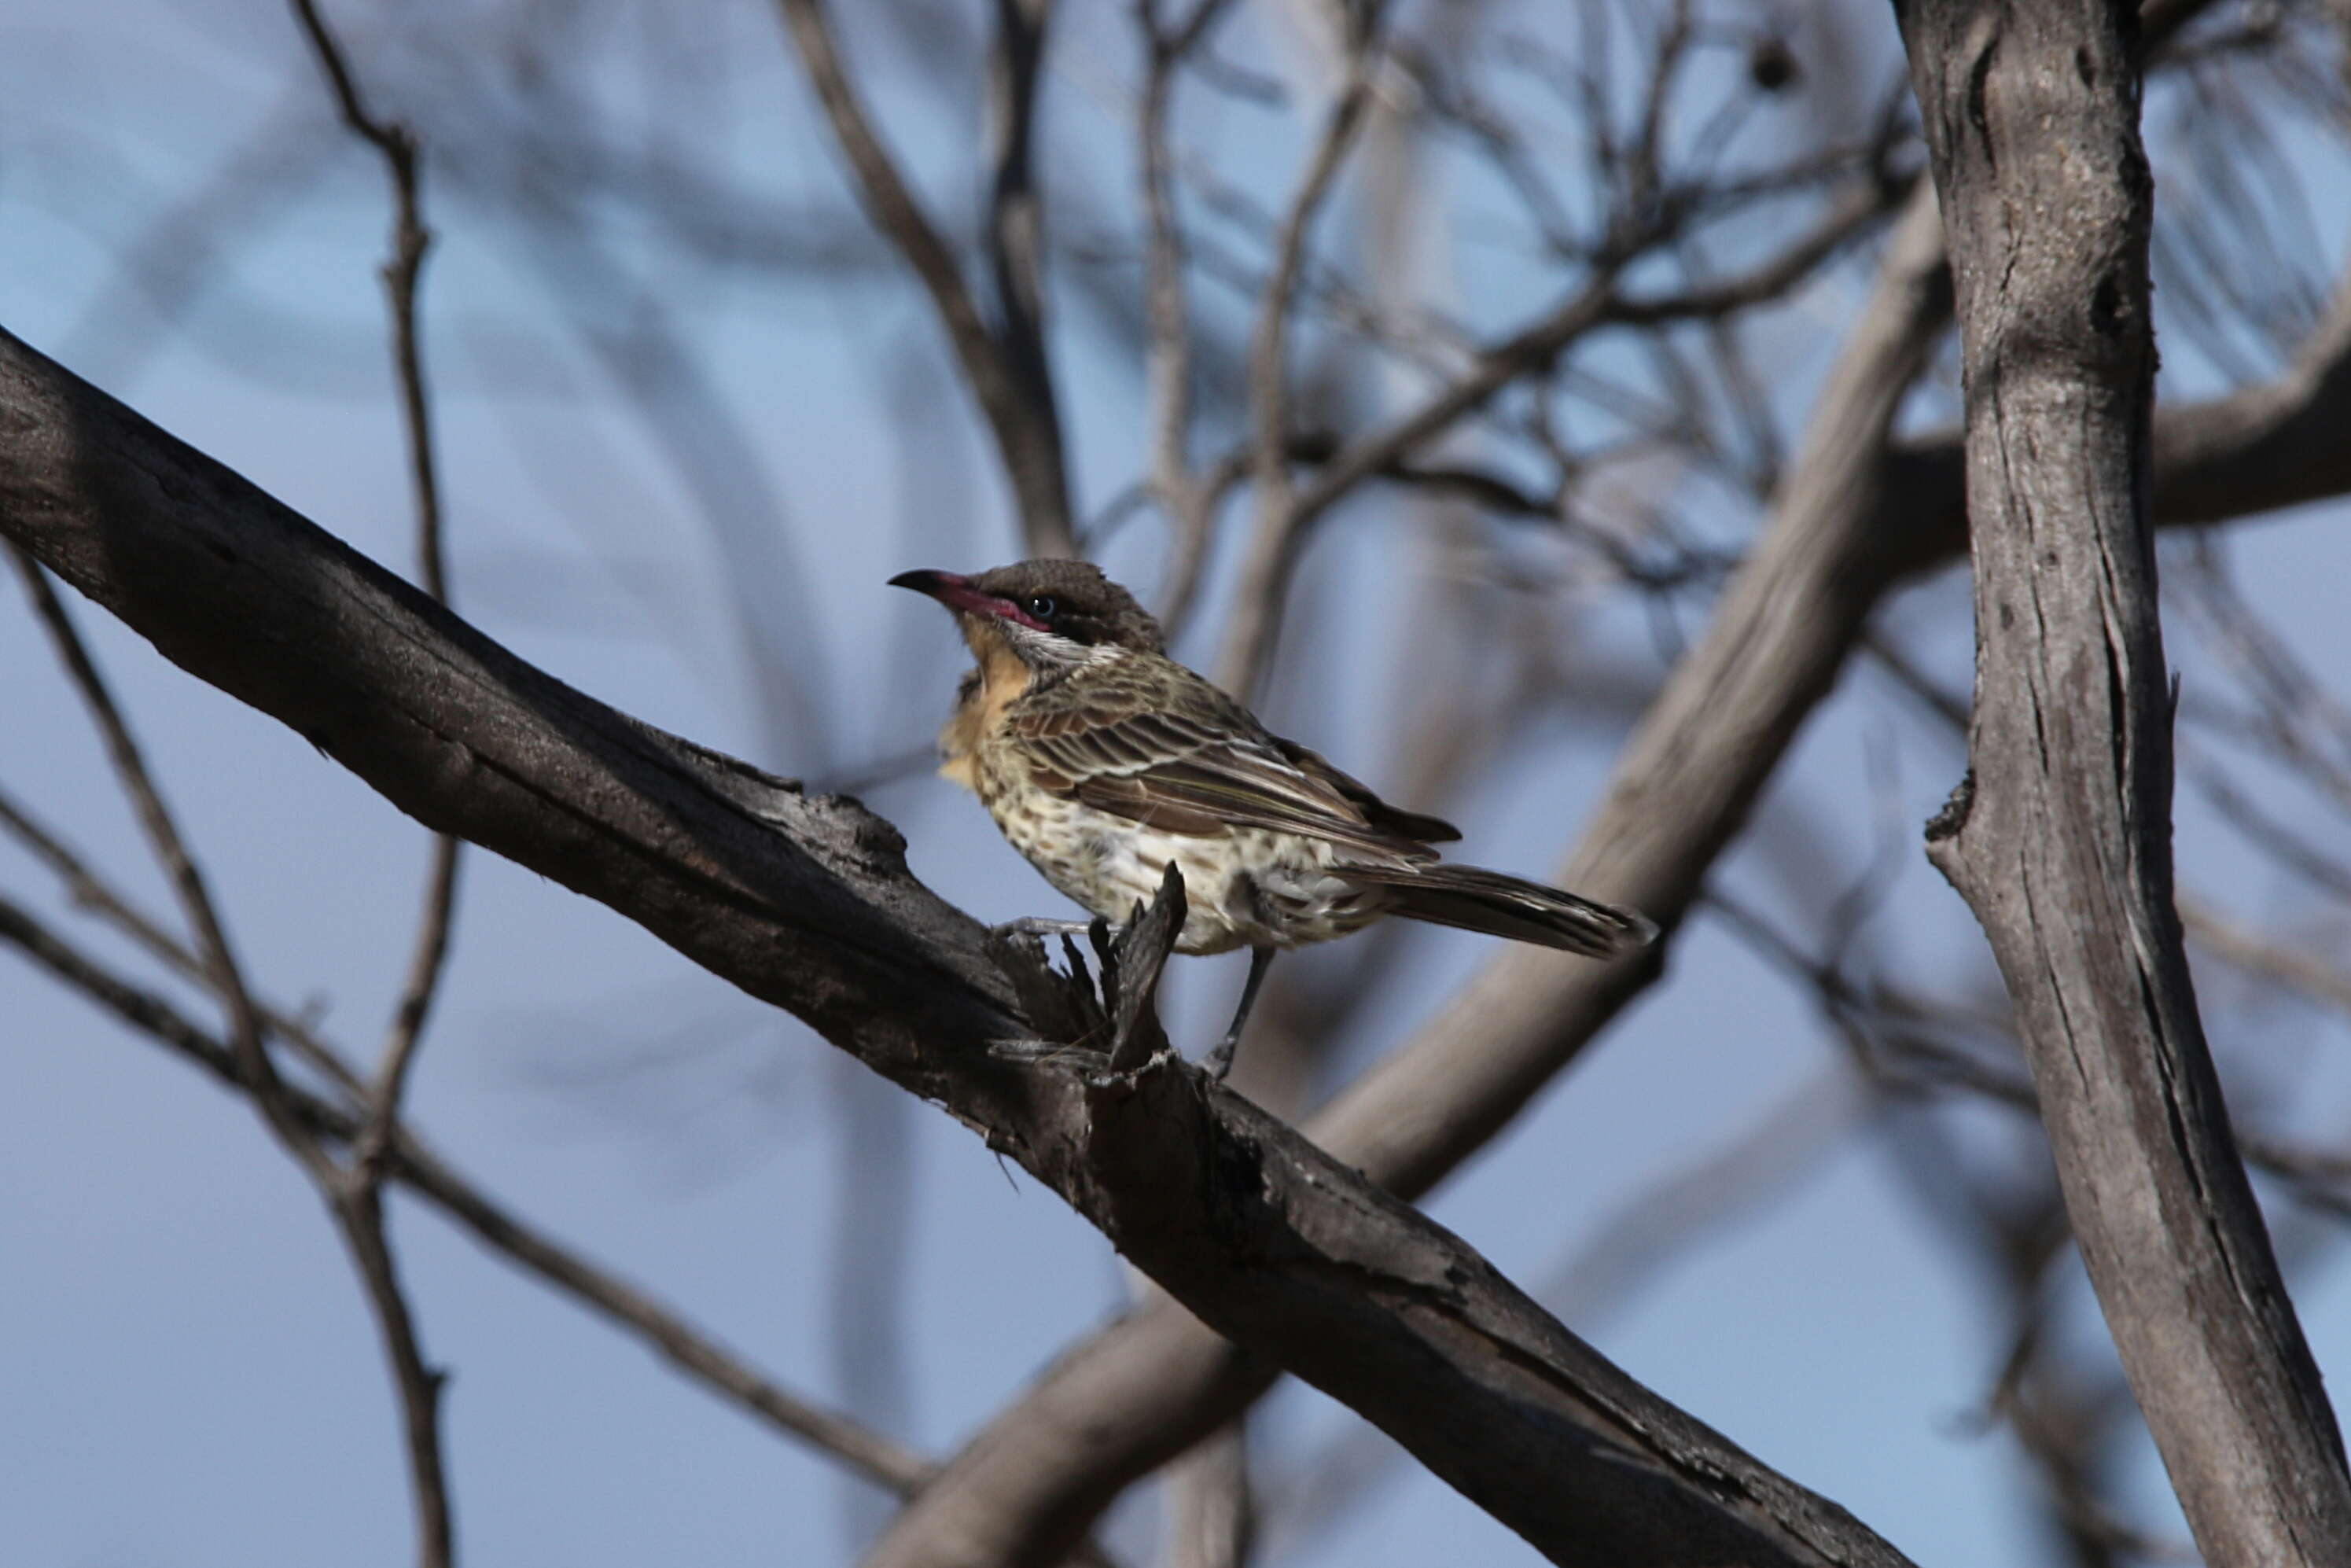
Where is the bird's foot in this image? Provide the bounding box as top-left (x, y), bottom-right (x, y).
top-left (1198, 946), bottom-right (1274, 1083)
top-left (1202, 1032), bottom-right (1241, 1082)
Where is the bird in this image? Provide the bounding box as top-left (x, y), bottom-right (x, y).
top-left (891, 559), bottom-right (1657, 1078)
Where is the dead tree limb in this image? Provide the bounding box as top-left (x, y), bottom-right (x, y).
top-left (1894, 2), bottom-right (2351, 1563)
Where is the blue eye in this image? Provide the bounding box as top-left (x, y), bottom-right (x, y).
top-left (1025, 595), bottom-right (1058, 620)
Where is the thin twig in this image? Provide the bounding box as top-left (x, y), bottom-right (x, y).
top-left (0, 885), bottom-right (936, 1495)
top-left (1222, 13), bottom-right (1385, 696)
top-left (288, 6), bottom-right (462, 1560)
top-left (778, 0), bottom-right (1076, 554)
top-left (15, 532), bottom-right (451, 1564)
top-left (1709, 883), bottom-right (2351, 1239)
top-left (374, 835), bottom-right (462, 1150)
top-left (1136, 0), bottom-right (1238, 634)
top-left (2180, 895), bottom-right (2351, 1024)
top-left (6, 548), bottom-right (307, 1158)
top-left (0, 781), bottom-right (366, 1099)
top-left (1214, 169), bottom-right (1897, 693)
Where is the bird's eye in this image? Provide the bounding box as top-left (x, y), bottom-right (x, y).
top-left (1025, 594), bottom-right (1058, 620)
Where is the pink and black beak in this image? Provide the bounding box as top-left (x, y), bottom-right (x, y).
top-left (889, 569), bottom-right (1048, 631)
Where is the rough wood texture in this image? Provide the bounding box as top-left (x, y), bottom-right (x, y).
top-left (0, 323), bottom-right (1918, 1568)
top-left (1894, 4), bottom-right (2351, 1563)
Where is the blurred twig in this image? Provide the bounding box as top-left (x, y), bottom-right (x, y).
top-left (285, 4), bottom-right (465, 1557)
top-left (7, 543), bottom-right (464, 1562)
top-left (0, 882), bottom-right (937, 1496)
top-left (2180, 895), bottom-right (2351, 1026)
top-left (1137, 0), bottom-right (1240, 636)
top-left (1214, 168), bottom-right (1898, 694)
top-left (1231, 7), bottom-right (1386, 696)
top-left (779, 0), bottom-right (1076, 555)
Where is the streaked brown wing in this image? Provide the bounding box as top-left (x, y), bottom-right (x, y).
top-left (1009, 666), bottom-right (1447, 866)
top-left (1270, 738), bottom-right (1461, 845)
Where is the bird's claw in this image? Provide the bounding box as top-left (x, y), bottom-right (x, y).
top-left (1202, 1034), bottom-right (1240, 1082)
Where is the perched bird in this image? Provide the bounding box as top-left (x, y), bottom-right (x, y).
top-left (892, 559), bottom-right (1657, 1077)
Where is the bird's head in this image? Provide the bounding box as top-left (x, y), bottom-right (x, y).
top-left (889, 559), bottom-right (1165, 674)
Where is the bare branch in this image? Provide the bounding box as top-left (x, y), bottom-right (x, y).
top-left (0, 782), bottom-right (377, 1100)
top-left (5, 547), bottom-right (308, 1160)
top-left (0, 883), bottom-right (934, 1495)
top-left (1164, 1425), bottom-right (1252, 1568)
top-left (2181, 896), bottom-right (2351, 1024)
top-left (373, 835), bottom-right (462, 1141)
top-left (1265, 1062), bottom-right (1865, 1556)
top-left (1900, 5), bottom-right (2351, 1559)
top-left (778, 0), bottom-right (1076, 555)
top-left (1136, 0), bottom-right (1239, 633)
top-left (1214, 170), bottom-right (1896, 693)
top-left (877, 67), bottom-right (2351, 1529)
top-left (280, 8), bottom-right (465, 1557)
top-left (1878, 207), bottom-right (2351, 584)
top-left (984, 0), bottom-right (1065, 547)
top-left (1223, 17), bottom-right (1384, 696)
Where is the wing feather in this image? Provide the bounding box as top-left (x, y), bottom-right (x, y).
top-left (1006, 661), bottom-right (1455, 864)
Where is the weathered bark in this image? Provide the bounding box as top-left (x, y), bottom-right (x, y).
top-left (1880, 261), bottom-right (2351, 582)
top-left (0, 322), bottom-right (1918, 1568)
top-left (1894, 5), bottom-right (2351, 1565)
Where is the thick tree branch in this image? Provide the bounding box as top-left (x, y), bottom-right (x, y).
top-left (1896, 2), bottom-right (2351, 1563)
top-left (0, 324), bottom-right (1915, 1568)
top-left (1882, 256), bottom-right (2351, 581)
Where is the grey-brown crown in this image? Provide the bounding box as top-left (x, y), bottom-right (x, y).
top-left (892, 559), bottom-right (1166, 653)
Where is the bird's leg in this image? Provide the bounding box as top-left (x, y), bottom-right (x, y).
top-left (1203, 946), bottom-right (1276, 1081)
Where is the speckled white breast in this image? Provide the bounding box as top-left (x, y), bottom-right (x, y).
top-left (979, 778), bottom-right (1391, 955)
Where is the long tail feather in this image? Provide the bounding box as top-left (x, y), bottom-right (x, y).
top-left (1345, 863), bottom-right (1658, 957)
